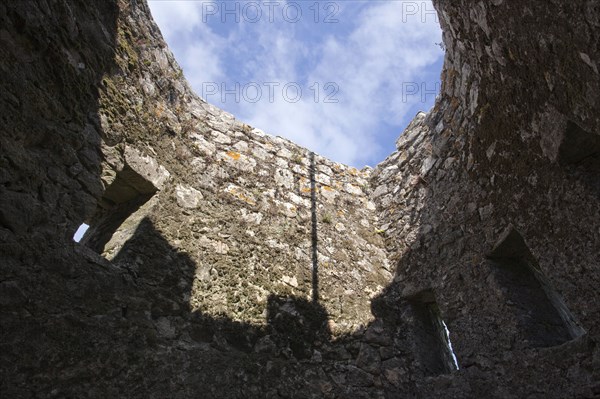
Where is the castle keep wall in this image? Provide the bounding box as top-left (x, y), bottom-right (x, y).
top-left (1, 0), bottom-right (598, 397)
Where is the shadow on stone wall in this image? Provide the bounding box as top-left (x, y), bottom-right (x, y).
top-left (368, 111), bottom-right (599, 398)
top-left (2, 0), bottom-right (599, 397)
top-left (366, 1), bottom-right (600, 389)
top-left (0, 2), bottom-right (357, 397)
top-left (105, 217), bottom-right (336, 397)
top-left (0, 0), bottom-right (121, 396)
top-left (104, 219), bottom-right (442, 398)
top-left (0, 0), bottom-right (120, 241)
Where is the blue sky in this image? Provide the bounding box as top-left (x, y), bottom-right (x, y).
top-left (148, 0), bottom-right (444, 167)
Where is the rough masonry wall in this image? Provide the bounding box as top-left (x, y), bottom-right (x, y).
top-left (1, 0), bottom-right (598, 398)
top-left (371, 0), bottom-right (600, 397)
top-left (1, 1), bottom-right (395, 397)
top-left (0, 0), bottom-right (118, 241)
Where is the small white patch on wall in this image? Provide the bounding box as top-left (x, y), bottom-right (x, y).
top-left (73, 223), bottom-right (89, 242)
top-left (442, 319), bottom-right (460, 370)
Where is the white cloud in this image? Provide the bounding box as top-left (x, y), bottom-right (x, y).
top-left (148, 1), bottom-right (204, 37)
top-left (239, 1), bottom-right (443, 166)
top-left (149, 1), bottom-right (227, 83)
top-left (148, 0), bottom-right (444, 167)
top-left (180, 41), bottom-right (226, 88)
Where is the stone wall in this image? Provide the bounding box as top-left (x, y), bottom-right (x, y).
top-left (369, 1), bottom-right (600, 396)
top-left (1, 0), bottom-right (598, 398)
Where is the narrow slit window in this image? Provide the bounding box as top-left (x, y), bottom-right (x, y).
top-left (408, 290), bottom-right (459, 375)
top-left (441, 319), bottom-right (460, 370)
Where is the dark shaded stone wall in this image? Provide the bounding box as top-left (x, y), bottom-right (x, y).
top-left (370, 0), bottom-right (599, 397)
top-left (1, 0), bottom-right (598, 398)
top-left (0, 0), bottom-right (118, 240)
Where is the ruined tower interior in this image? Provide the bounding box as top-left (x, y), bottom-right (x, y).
top-left (0, 0), bottom-right (599, 398)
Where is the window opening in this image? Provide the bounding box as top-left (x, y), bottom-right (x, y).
top-left (77, 146), bottom-right (169, 254)
top-left (488, 227), bottom-right (586, 348)
top-left (408, 290), bottom-right (459, 375)
top-left (72, 223), bottom-right (90, 242)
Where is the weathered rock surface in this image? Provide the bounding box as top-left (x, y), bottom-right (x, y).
top-left (0, 0), bottom-right (598, 398)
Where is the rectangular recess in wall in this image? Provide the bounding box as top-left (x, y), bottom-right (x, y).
top-left (75, 146), bottom-right (170, 255)
top-left (408, 290), bottom-right (459, 376)
top-left (557, 121), bottom-right (600, 165)
top-left (79, 168), bottom-right (156, 254)
top-left (488, 227), bottom-right (586, 348)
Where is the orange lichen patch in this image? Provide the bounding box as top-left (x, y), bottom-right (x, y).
top-left (239, 194), bottom-right (256, 206)
top-left (301, 187), bottom-right (312, 193)
top-left (224, 185), bottom-right (256, 206)
top-left (154, 103), bottom-right (164, 118)
top-left (322, 185), bottom-right (334, 192)
top-left (226, 151), bottom-right (241, 160)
